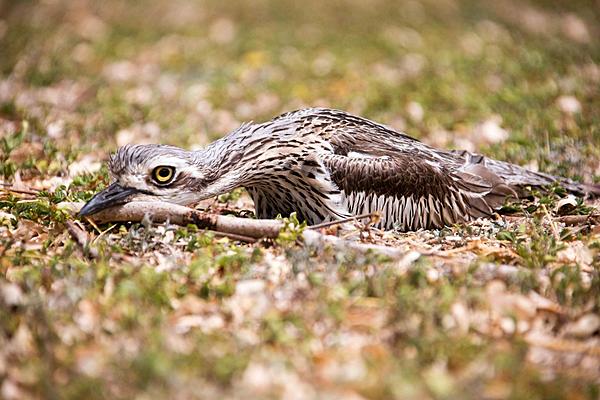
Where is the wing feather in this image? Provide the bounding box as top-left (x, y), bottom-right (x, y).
top-left (321, 153), bottom-right (515, 230)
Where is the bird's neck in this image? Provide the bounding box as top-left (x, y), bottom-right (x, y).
top-left (197, 130), bottom-right (247, 170)
top-left (188, 123), bottom-right (261, 197)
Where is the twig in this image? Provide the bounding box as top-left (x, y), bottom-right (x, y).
top-left (61, 201), bottom-right (282, 238)
top-left (91, 224), bottom-right (117, 245)
top-left (308, 212), bottom-right (379, 230)
top-left (87, 201), bottom-right (283, 238)
top-left (65, 220), bottom-right (99, 259)
top-left (0, 184), bottom-right (40, 196)
top-left (85, 216), bottom-right (103, 234)
top-left (557, 214), bottom-right (598, 226)
top-left (541, 204), bottom-right (560, 241)
top-left (60, 201), bottom-right (406, 258)
top-left (208, 230), bottom-right (258, 243)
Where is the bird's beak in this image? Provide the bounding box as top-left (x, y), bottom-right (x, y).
top-left (79, 183), bottom-right (139, 217)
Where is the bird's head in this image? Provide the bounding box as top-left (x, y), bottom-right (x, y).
top-left (79, 144), bottom-right (217, 216)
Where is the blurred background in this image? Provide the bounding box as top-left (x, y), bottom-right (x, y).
top-left (1, 1), bottom-right (600, 399)
top-left (1, 0), bottom-right (598, 183)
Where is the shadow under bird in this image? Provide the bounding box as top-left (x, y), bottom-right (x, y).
top-left (80, 108), bottom-right (600, 231)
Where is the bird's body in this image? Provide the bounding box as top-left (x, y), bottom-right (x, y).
top-left (83, 108), bottom-right (600, 231)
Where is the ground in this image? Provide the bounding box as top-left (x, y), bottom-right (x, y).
top-left (1, 0), bottom-right (600, 399)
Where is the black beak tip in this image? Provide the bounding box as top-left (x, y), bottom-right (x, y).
top-left (78, 203), bottom-right (95, 217)
top-left (77, 183), bottom-right (138, 218)
top-left (78, 194), bottom-right (105, 217)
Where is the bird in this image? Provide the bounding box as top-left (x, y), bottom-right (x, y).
top-left (79, 108), bottom-right (600, 231)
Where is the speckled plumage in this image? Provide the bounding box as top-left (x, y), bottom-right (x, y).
top-left (97, 108), bottom-right (599, 231)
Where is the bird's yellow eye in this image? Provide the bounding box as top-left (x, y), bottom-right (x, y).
top-left (152, 166), bottom-right (175, 184)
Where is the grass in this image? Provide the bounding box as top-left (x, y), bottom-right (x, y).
top-left (1, 0), bottom-right (599, 398)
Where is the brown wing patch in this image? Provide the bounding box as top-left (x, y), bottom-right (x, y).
top-left (321, 154), bottom-right (516, 230)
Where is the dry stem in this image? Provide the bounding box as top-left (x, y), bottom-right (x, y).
top-left (61, 201), bottom-right (406, 258)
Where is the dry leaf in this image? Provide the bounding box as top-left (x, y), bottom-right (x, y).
top-left (556, 95), bottom-right (581, 114)
top-left (0, 283), bottom-right (23, 306)
top-left (564, 314), bottom-right (600, 339)
top-left (555, 195), bottom-right (578, 215)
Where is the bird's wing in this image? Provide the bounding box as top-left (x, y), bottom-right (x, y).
top-left (320, 153), bottom-right (516, 230)
top-left (449, 149), bottom-right (600, 197)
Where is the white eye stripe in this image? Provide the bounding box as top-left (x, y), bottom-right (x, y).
top-left (148, 156), bottom-right (191, 169)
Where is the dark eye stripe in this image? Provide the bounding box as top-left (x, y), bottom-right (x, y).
top-left (154, 171), bottom-right (192, 189)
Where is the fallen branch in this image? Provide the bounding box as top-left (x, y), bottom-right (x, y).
top-left (99, 202), bottom-right (280, 238)
top-left (60, 201), bottom-right (406, 258)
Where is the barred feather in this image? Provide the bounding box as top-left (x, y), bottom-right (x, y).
top-left (105, 108), bottom-right (600, 231)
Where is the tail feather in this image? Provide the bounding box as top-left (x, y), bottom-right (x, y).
top-left (451, 149), bottom-right (600, 199)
